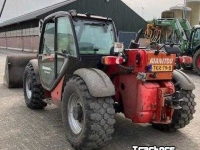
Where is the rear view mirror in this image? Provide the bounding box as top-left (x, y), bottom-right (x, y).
top-left (114, 42), bottom-right (124, 53)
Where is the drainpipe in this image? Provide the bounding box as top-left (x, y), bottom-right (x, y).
top-left (21, 25), bottom-right (24, 51)
top-left (5, 29), bottom-right (7, 49)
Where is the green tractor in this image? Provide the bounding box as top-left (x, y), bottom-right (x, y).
top-left (188, 25), bottom-right (200, 72)
top-left (145, 18), bottom-right (200, 74)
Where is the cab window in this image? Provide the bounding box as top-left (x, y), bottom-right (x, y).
top-left (74, 20), bottom-right (115, 55)
top-left (42, 21), bottom-right (55, 54)
top-left (194, 29), bottom-right (200, 40)
top-left (57, 17), bottom-right (77, 57)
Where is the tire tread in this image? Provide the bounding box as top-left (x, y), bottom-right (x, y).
top-left (62, 76), bottom-right (115, 150)
top-left (23, 63), bottom-right (47, 109)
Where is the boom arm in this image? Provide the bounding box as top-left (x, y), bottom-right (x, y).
top-left (145, 18), bottom-right (191, 45)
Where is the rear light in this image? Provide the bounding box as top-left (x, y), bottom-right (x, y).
top-left (177, 56), bottom-right (192, 64)
top-left (102, 56), bottom-right (124, 65)
top-left (176, 57), bottom-right (183, 63)
top-left (181, 56), bottom-right (192, 64)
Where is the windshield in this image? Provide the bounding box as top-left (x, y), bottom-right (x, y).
top-left (73, 19), bottom-right (115, 55)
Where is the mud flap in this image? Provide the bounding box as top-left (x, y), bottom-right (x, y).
top-left (173, 69), bottom-right (195, 90)
top-left (73, 68), bottom-right (115, 97)
top-left (3, 54), bottom-right (37, 88)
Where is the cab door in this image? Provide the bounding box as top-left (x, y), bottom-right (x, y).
top-left (38, 16), bottom-right (78, 90)
top-left (55, 16), bottom-right (77, 78)
top-left (38, 19), bottom-right (56, 89)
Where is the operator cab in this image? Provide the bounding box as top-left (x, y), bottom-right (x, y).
top-left (189, 25), bottom-right (200, 52)
top-left (38, 10), bottom-right (117, 90)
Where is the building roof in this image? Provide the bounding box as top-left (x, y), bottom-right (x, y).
top-left (0, 0), bottom-right (76, 27)
top-left (0, 0), bottom-right (147, 32)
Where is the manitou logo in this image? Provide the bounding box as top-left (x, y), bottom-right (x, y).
top-left (150, 58), bottom-right (173, 64)
top-left (42, 66), bottom-right (52, 71)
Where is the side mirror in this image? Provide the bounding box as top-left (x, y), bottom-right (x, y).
top-left (114, 42), bottom-right (124, 53)
top-left (128, 29), bottom-right (143, 49)
top-left (39, 19), bottom-right (44, 36)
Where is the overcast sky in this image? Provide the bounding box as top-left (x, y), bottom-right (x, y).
top-left (0, 0), bottom-right (185, 22)
top-left (122, 0), bottom-right (185, 20)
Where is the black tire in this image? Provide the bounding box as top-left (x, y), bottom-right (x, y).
top-left (23, 63), bottom-right (47, 109)
top-left (181, 64), bottom-right (193, 70)
top-left (62, 76), bottom-right (116, 150)
top-left (152, 89), bottom-right (196, 131)
top-left (193, 49), bottom-right (200, 75)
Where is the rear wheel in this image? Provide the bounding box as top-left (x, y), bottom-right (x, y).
top-left (152, 89), bottom-right (196, 131)
top-left (62, 76), bottom-right (116, 150)
top-left (23, 63), bottom-right (47, 109)
top-left (193, 49), bottom-right (200, 75)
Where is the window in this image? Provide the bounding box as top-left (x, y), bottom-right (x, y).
top-left (74, 20), bottom-right (115, 55)
top-left (42, 22), bottom-right (55, 54)
top-left (57, 17), bottom-right (77, 57)
top-left (194, 29), bottom-right (200, 40)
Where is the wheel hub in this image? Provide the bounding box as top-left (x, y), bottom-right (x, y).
top-left (26, 75), bottom-right (32, 99)
top-left (73, 104), bottom-right (83, 121)
top-left (28, 82), bottom-right (31, 90)
top-left (68, 93), bottom-right (84, 134)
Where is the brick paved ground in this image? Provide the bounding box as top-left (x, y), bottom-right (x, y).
top-left (0, 48), bottom-right (200, 150)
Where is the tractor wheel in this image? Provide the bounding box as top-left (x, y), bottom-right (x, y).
top-left (193, 49), bottom-right (200, 75)
top-left (62, 76), bottom-right (116, 150)
top-left (23, 63), bottom-right (47, 109)
top-left (152, 89), bottom-right (196, 132)
top-left (181, 64), bottom-right (193, 70)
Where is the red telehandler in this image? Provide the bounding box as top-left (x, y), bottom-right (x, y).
top-left (4, 11), bottom-right (196, 150)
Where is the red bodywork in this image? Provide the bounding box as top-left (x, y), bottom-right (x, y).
top-left (179, 56), bottom-right (193, 65)
top-left (49, 48), bottom-right (177, 125)
top-left (51, 77), bottom-right (64, 106)
top-left (105, 49), bottom-right (176, 124)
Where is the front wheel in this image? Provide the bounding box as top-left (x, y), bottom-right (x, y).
top-left (193, 49), bottom-right (200, 75)
top-left (62, 76), bottom-right (116, 150)
top-left (23, 63), bottom-right (47, 109)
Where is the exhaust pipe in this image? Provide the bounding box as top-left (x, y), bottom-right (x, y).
top-left (3, 54), bottom-right (37, 88)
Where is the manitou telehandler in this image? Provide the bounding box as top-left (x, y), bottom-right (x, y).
top-left (4, 10), bottom-right (196, 150)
